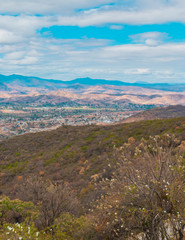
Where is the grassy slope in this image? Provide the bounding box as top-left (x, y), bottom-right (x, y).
top-left (0, 117), bottom-right (185, 200)
top-left (122, 105), bottom-right (185, 123)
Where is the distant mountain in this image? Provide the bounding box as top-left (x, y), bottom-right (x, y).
top-left (0, 81), bottom-right (9, 91)
top-left (68, 77), bottom-right (132, 86)
top-left (0, 74), bottom-right (66, 89)
top-left (70, 78), bottom-right (185, 92)
top-left (0, 74), bottom-right (185, 92)
top-left (1, 88), bottom-right (185, 107)
top-left (121, 105), bottom-right (185, 123)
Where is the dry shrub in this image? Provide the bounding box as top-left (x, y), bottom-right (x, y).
top-left (18, 176), bottom-right (80, 229)
top-left (95, 134), bottom-right (185, 240)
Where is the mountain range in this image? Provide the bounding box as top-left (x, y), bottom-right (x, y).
top-left (0, 74), bottom-right (185, 92)
top-left (0, 74), bottom-right (185, 107)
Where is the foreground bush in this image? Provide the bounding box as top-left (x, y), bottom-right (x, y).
top-left (18, 177), bottom-right (80, 229)
top-left (0, 213), bottom-right (96, 240)
top-left (94, 134), bottom-right (185, 240)
top-left (0, 197), bottom-right (37, 226)
top-left (0, 222), bottom-right (39, 239)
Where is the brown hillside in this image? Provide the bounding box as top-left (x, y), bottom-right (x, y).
top-left (0, 117), bottom-right (185, 202)
top-left (121, 105), bottom-right (185, 123)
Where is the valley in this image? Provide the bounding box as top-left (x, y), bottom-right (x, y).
top-left (1, 74), bottom-right (185, 140)
top-left (0, 104), bottom-right (148, 140)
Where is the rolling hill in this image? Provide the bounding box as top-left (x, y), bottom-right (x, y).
top-left (1, 88), bottom-right (185, 107)
top-left (121, 105), bottom-right (185, 123)
top-left (0, 117), bottom-right (185, 199)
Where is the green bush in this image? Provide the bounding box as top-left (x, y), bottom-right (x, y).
top-left (0, 197), bottom-right (37, 225)
top-left (49, 213), bottom-right (95, 240)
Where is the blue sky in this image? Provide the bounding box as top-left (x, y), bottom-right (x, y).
top-left (0, 0), bottom-right (185, 83)
top-left (41, 23), bottom-right (185, 45)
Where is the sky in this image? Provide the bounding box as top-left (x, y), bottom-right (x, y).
top-left (0, 0), bottom-right (185, 83)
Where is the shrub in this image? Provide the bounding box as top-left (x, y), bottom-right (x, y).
top-left (18, 176), bottom-right (80, 229)
top-left (94, 134), bottom-right (185, 240)
top-left (0, 197), bottom-right (37, 225)
top-left (46, 213), bottom-right (95, 240)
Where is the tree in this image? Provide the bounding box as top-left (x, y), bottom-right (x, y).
top-left (18, 176), bottom-right (80, 229)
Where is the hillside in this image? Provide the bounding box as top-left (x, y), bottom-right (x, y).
top-left (0, 117), bottom-right (185, 239)
top-left (1, 86), bottom-right (185, 106)
top-left (0, 117), bottom-right (185, 199)
top-left (121, 105), bottom-right (185, 123)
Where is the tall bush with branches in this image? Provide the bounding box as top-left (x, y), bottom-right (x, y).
top-left (18, 176), bottom-right (80, 229)
top-left (95, 134), bottom-right (185, 240)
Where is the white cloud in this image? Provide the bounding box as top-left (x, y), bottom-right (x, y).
top-left (124, 68), bottom-right (150, 75)
top-left (4, 51), bottom-right (25, 60)
top-left (52, 0), bottom-right (185, 27)
top-left (100, 43), bottom-right (185, 60)
top-left (0, 1), bottom-right (185, 29)
top-left (0, 0), bottom-right (113, 14)
top-left (0, 15), bottom-right (51, 48)
top-left (1, 34), bottom-right (185, 83)
top-left (109, 25), bottom-right (124, 30)
top-left (130, 32), bottom-right (168, 46)
top-left (0, 0), bottom-right (185, 83)
top-left (0, 15), bottom-right (48, 34)
top-left (0, 29), bottom-right (24, 44)
top-left (57, 7), bottom-right (185, 26)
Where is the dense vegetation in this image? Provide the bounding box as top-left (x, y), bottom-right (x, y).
top-left (0, 117), bottom-right (185, 239)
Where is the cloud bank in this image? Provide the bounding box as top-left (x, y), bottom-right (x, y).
top-left (0, 0), bottom-right (185, 83)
